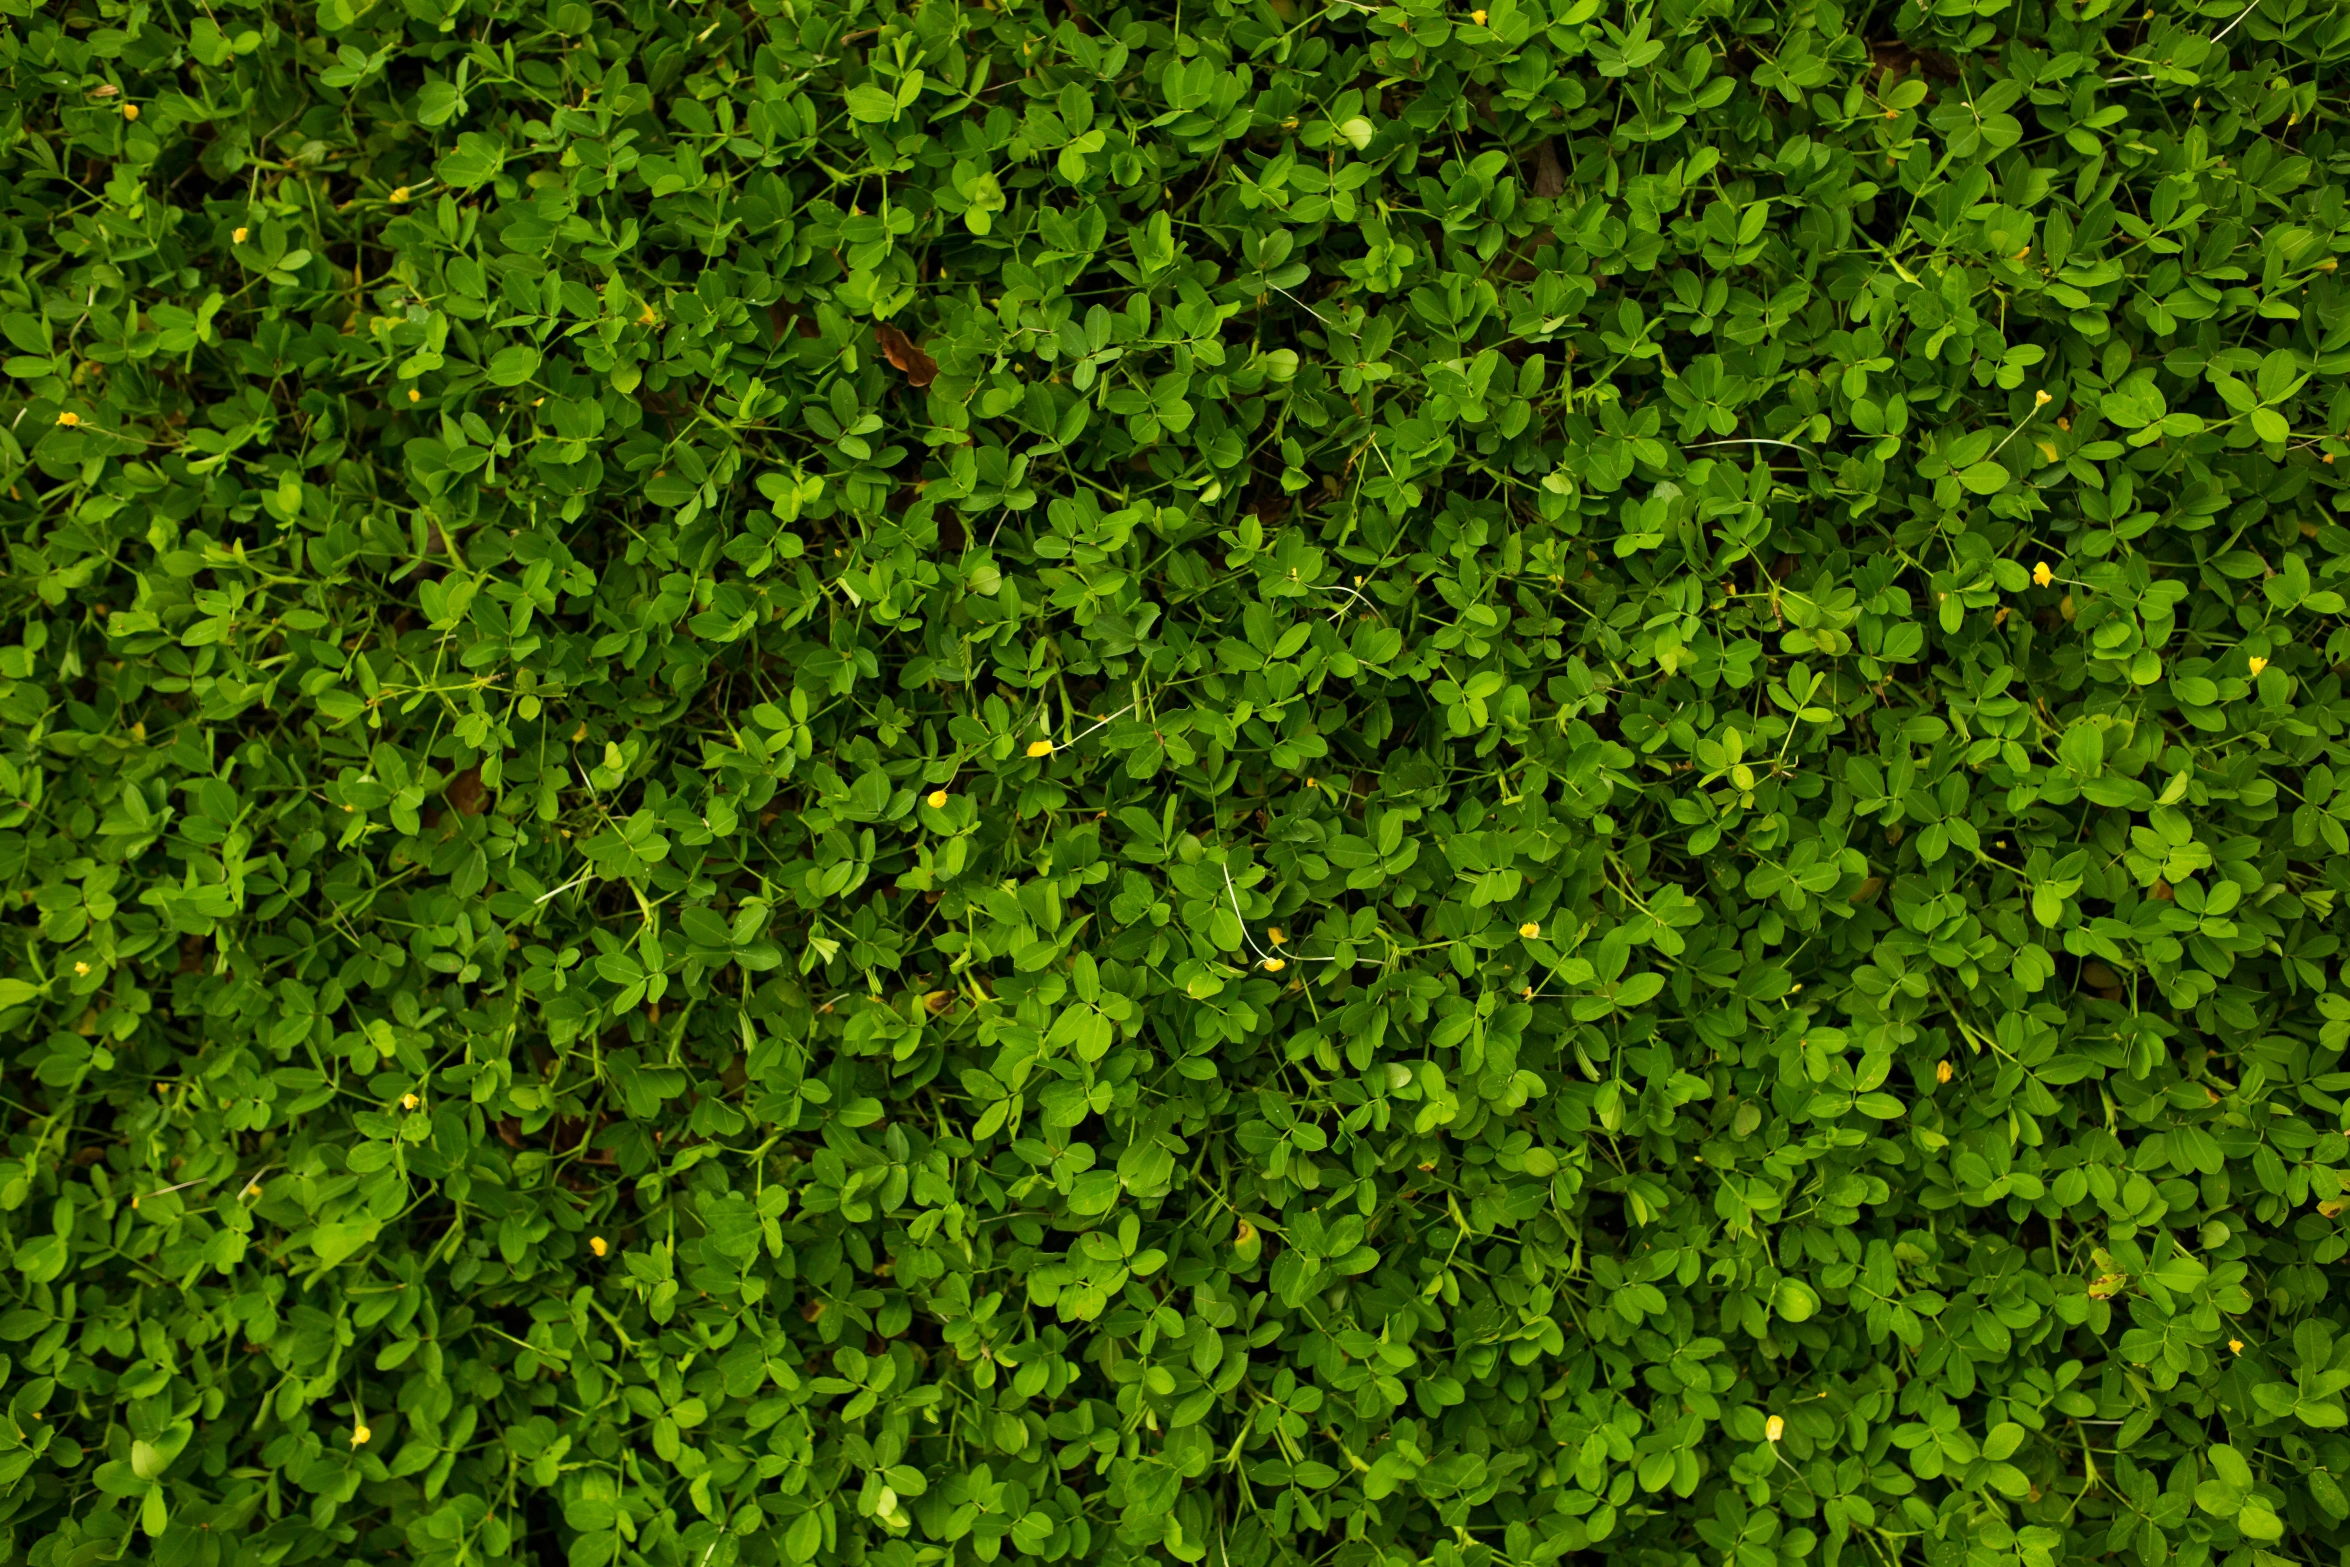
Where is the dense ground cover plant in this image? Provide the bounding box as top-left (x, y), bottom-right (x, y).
top-left (4, 0), bottom-right (2350, 1563)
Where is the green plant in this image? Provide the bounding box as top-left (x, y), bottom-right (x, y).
top-left (3, 0), bottom-right (2350, 1564)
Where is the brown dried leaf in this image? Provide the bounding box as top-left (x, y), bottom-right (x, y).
top-left (446, 766), bottom-right (486, 817)
top-left (1530, 137), bottom-right (1566, 199)
top-left (875, 323), bottom-right (937, 388)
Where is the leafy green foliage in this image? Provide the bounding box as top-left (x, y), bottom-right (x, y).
top-left (3, 0), bottom-right (2350, 1564)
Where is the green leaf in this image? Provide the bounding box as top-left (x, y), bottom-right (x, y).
top-left (846, 85), bottom-right (901, 123)
top-left (311, 1220), bottom-right (382, 1266)
top-left (486, 345), bottom-right (542, 387)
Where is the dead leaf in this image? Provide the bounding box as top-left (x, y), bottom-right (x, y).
top-left (1530, 136), bottom-right (1566, 199)
top-left (876, 323), bottom-right (937, 388)
top-left (446, 766), bottom-right (486, 817)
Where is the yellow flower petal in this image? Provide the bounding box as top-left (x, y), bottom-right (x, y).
top-left (1519, 922), bottom-right (1540, 939)
top-left (590, 1236), bottom-right (609, 1258)
top-left (926, 790), bottom-right (948, 808)
top-left (2248, 655), bottom-right (2269, 677)
top-left (2031, 562), bottom-right (2053, 587)
top-left (1026, 739), bottom-right (1054, 758)
top-left (1765, 1415), bottom-right (1784, 1442)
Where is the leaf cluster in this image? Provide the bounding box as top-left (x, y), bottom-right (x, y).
top-left (3, 0), bottom-right (2350, 1566)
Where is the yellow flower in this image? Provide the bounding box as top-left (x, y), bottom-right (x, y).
top-left (2229, 1338), bottom-right (2244, 1354)
top-left (926, 790), bottom-right (948, 808)
top-left (232, 226), bottom-right (248, 244)
top-left (1026, 739), bottom-right (1054, 758)
top-left (1470, 7), bottom-right (1487, 18)
top-left (2033, 388), bottom-right (2052, 406)
top-left (1936, 1060), bottom-right (1954, 1084)
top-left (390, 186), bottom-right (411, 202)
top-left (590, 1236), bottom-right (609, 1258)
top-left (1268, 927), bottom-right (1286, 945)
top-left (73, 961), bottom-right (90, 976)
top-left (1519, 921), bottom-right (1540, 939)
top-left (55, 411), bottom-right (79, 427)
top-left (1765, 1415), bottom-right (1784, 1443)
top-left (407, 388), bottom-right (421, 403)
top-left (352, 1425), bottom-right (372, 1447)
top-left (1261, 957), bottom-right (1286, 973)
top-left (2031, 562), bottom-right (2053, 587)
top-left (401, 1093), bottom-right (420, 1110)
top-left (2248, 655), bottom-right (2269, 677)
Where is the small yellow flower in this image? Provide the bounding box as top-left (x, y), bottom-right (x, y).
top-left (72, 961), bottom-right (90, 976)
top-left (1026, 739), bottom-right (1054, 758)
top-left (1268, 927), bottom-right (1286, 945)
top-left (1765, 1415), bottom-right (1784, 1443)
top-left (926, 790), bottom-right (948, 808)
top-left (1936, 1060), bottom-right (1954, 1084)
top-left (1262, 957), bottom-right (1286, 973)
top-left (2033, 388), bottom-right (2052, 406)
top-left (352, 1425), bottom-right (372, 1447)
top-left (390, 186), bottom-right (411, 202)
top-left (1470, 7), bottom-right (1487, 18)
top-left (232, 226), bottom-right (248, 244)
top-left (55, 411), bottom-right (79, 427)
top-left (1519, 921), bottom-right (1540, 939)
top-left (122, 104), bottom-right (139, 121)
top-left (2031, 562), bottom-right (2053, 587)
top-left (590, 1236), bottom-right (609, 1258)
top-left (2229, 1338), bottom-right (2244, 1354)
top-left (2248, 656), bottom-right (2269, 677)
top-left (401, 1093), bottom-right (420, 1111)
top-left (407, 388), bottom-right (421, 403)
